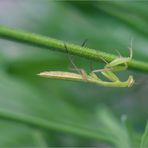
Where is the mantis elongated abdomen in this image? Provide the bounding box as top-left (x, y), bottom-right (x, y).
top-left (38, 71), bottom-right (134, 87)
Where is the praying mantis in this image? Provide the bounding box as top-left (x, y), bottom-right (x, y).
top-left (38, 42), bottom-right (135, 88)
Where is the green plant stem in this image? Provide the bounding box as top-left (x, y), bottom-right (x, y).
top-left (0, 110), bottom-right (114, 143)
top-left (0, 25), bottom-right (148, 72)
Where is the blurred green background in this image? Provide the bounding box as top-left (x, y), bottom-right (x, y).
top-left (0, 1), bottom-right (148, 147)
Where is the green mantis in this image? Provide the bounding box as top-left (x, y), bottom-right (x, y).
top-left (38, 42), bottom-right (135, 88)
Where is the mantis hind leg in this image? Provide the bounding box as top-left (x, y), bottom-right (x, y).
top-left (64, 43), bottom-right (80, 74)
top-left (64, 39), bottom-right (88, 78)
top-left (69, 67), bottom-right (88, 80)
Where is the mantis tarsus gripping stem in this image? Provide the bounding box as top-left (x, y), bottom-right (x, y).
top-left (81, 39), bottom-right (88, 47)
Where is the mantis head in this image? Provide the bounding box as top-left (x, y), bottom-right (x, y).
top-left (127, 75), bottom-right (135, 87)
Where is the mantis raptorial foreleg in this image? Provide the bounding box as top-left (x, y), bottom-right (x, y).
top-left (91, 41), bottom-right (134, 86)
top-left (93, 40), bottom-right (133, 73)
top-left (106, 39), bottom-right (133, 71)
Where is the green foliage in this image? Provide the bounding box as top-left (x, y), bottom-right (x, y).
top-left (0, 1), bottom-right (148, 147)
top-left (140, 122), bottom-right (148, 148)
